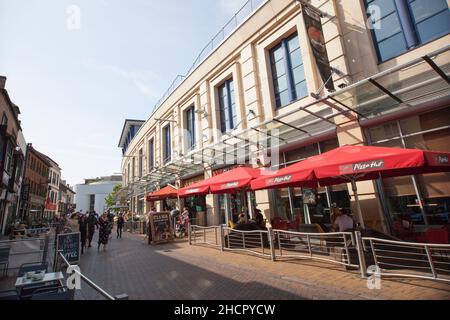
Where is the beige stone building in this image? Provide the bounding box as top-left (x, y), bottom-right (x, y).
top-left (119, 0), bottom-right (450, 239)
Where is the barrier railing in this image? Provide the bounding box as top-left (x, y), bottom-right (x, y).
top-left (273, 230), bottom-right (359, 268)
top-left (56, 251), bottom-right (128, 300)
top-left (361, 237), bottom-right (450, 283)
top-left (189, 225), bottom-right (221, 248)
top-left (0, 236), bottom-right (51, 275)
top-left (223, 227), bottom-right (274, 260)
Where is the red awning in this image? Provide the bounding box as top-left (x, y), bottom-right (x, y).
top-left (146, 185), bottom-right (178, 202)
top-left (178, 167), bottom-right (265, 198)
top-left (251, 145), bottom-right (450, 190)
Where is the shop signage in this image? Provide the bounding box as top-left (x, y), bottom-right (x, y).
top-left (186, 188), bottom-right (200, 194)
top-left (437, 155), bottom-right (449, 165)
top-left (56, 232), bottom-right (81, 265)
top-left (302, 4), bottom-right (335, 92)
top-left (340, 160), bottom-right (385, 174)
top-left (268, 175), bottom-right (292, 186)
top-left (221, 182), bottom-right (239, 189)
top-left (148, 212), bottom-right (174, 245)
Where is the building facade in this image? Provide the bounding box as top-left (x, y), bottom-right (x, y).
top-left (119, 0), bottom-right (450, 240)
top-left (75, 175), bottom-right (122, 214)
top-left (19, 144), bottom-right (51, 223)
top-left (0, 76), bottom-right (26, 235)
top-left (44, 156), bottom-right (61, 219)
top-left (58, 180), bottom-right (76, 217)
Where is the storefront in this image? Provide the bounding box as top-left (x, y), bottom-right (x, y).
top-left (181, 175), bottom-right (207, 226)
top-left (365, 106), bottom-right (450, 239)
top-left (271, 138), bottom-right (352, 229)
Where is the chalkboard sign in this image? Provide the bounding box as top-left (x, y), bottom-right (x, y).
top-left (56, 232), bottom-right (81, 264)
top-left (148, 212), bottom-right (174, 245)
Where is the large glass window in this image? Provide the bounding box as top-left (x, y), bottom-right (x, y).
top-left (185, 106), bottom-right (196, 151)
top-left (138, 149), bottom-right (143, 178)
top-left (218, 79), bottom-right (237, 133)
top-left (163, 125), bottom-right (171, 163)
top-left (408, 0), bottom-right (450, 44)
top-left (367, 107), bottom-right (450, 238)
top-left (364, 0), bottom-right (450, 62)
top-left (148, 138), bottom-right (154, 170)
top-left (269, 33), bottom-right (307, 109)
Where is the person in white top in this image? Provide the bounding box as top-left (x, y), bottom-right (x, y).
top-left (332, 208), bottom-right (355, 232)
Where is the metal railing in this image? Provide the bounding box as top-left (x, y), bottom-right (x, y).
top-left (223, 227), bottom-right (274, 259)
top-left (189, 225), bottom-right (221, 248)
top-left (150, 0), bottom-right (267, 115)
top-left (56, 251), bottom-right (128, 300)
top-left (0, 235), bottom-right (51, 275)
top-left (273, 230), bottom-right (359, 268)
top-left (361, 237), bottom-right (450, 283)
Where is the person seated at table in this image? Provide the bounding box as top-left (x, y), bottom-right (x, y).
top-left (331, 207), bottom-right (355, 232)
top-left (252, 209), bottom-right (265, 228)
top-left (237, 213), bottom-right (249, 225)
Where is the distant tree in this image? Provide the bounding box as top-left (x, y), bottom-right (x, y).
top-left (105, 183), bottom-right (123, 209)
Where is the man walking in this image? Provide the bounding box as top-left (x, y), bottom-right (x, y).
top-left (87, 211), bottom-right (98, 248)
top-left (117, 213), bottom-right (124, 239)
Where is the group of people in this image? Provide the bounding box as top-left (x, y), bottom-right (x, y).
top-left (77, 210), bottom-right (125, 253)
top-left (235, 206), bottom-right (266, 229)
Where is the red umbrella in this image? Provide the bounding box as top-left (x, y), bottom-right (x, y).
top-left (146, 185), bottom-right (178, 202)
top-left (251, 145), bottom-right (450, 227)
top-left (178, 167), bottom-right (265, 197)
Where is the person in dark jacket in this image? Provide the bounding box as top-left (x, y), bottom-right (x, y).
top-left (97, 212), bottom-right (110, 251)
top-left (86, 211), bottom-right (98, 248)
top-left (117, 213), bottom-right (125, 239)
top-left (78, 214), bottom-right (88, 254)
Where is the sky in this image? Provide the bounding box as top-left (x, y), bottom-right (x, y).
top-left (0, 0), bottom-right (248, 186)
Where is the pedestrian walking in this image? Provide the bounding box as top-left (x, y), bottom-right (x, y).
top-left (87, 211), bottom-right (98, 248)
top-left (78, 214), bottom-right (88, 254)
top-left (107, 211), bottom-right (114, 240)
top-left (97, 212), bottom-right (110, 251)
top-left (117, 213), bottom-right (124, 239)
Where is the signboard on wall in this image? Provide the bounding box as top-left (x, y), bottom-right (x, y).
top-left (302, 4), bottom-right (335, 92)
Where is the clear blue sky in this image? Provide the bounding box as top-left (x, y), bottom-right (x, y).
top-left (0, 0), bottom-right (247, 186)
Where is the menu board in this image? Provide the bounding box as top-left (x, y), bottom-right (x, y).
top-left (148, 212), bottom-right (174, 245)
top-left (56, 232), bottom-right (81, 264)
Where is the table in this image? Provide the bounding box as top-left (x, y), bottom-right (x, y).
top-left (15, 272), bottom-right (64, 289)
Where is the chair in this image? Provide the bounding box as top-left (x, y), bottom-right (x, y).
top-left (0, 247), bottom-right (10, 277)
top-left (18, 262), bottom-right (48, 277)
top-left (31, 286), bottom-right (74, 301)
top-left (0, 289), bottom-right (20, 300)
top-left (419, 227), bottom-right (449, 244)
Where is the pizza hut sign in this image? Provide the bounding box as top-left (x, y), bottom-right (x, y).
top-left (268, 175), bottom-right (292, 186)
top-left (222, 182), bottom-right (239, 189)
top-left (437, 155), bottom-right (449, 165)
top-left (340, 160), bottom-right (385, 174)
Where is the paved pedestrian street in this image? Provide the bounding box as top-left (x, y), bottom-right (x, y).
top-left (73, 229), bottom-right (450, 300)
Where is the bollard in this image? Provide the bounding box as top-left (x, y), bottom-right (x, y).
top-left (220, 225), bottom-right (224, 252)
top-left (188, 225), bottom-right (192, 245)
top-left (355, 231), bottom-right (367, 278)
top-left (267, 227), bottom-right (276, 262)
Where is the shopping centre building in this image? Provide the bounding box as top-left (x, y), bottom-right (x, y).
top-left (118, 0), bottom-right (450, 238)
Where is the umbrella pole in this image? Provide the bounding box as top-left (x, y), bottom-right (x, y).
top-left (351, 179), bottom-right (365, 229)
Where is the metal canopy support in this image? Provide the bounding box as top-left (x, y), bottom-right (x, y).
top-left (300, 107), bottom-right (336, 126)
top-left (368, 78), bottom-right (403, 103)
top-left (272, 118), bottom-right (310, 135)
top-left (422, 56), bottom-right (450, 85)
top-left (326, 96), bottom-right (367, 119)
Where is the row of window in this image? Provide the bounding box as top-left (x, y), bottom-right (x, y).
top-left (28, 155), bottom-right (49, 178)
top-left (26, 179), bottom-right (47, 198)
top-left (124, 2), bottom-right (449, 183)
